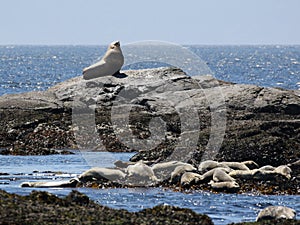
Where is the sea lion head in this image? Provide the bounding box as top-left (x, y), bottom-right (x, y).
top-left (109, 41), bottom-right (121, 49)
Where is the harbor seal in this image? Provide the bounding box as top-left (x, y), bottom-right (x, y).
top-left (229, 169), bottom-right (255, 179)
top-left (274, 165), bottom-right (292, 179)
top-left (200, 167), bottom-right (232, 183)
top-left (212, 168), bottom-right (235, 182)
top-left (78, 167), bottom-right (126, 182)
top-left (21, 178), bottom-right (79, 188)
top-left (151, 161), bottom-right (191, 175)
top-left (83, 41), bottom-right (124, 80)
top-left (170, 164), bottom-right (197, 183)
top-left (126, 161), bottom-right (159, 184)
top-left (256, 206), bottom-right (296, 221)
top-left (209, 181), bottom-right (240, 192)
top-left (253, 168), bottom-right (291, 181)
top-left (218, 162), bottom-right (250, 171)
top-left (180, 172), bottom-right (203, 187)
top-left (259, 165), bottom-right (276, 171)
top-left (198, 160), bottom-right (219, 173)
top-left (114, 160), bottom-right (155, 168)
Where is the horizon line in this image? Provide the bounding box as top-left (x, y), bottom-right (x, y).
top-left (1, 43), bottom-right (300, 47)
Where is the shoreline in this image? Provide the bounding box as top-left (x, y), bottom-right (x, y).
top-left (0, 189), bottom-right (299, 225)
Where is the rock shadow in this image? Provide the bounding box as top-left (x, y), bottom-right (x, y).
top-left (113, 72), bottom-right (128, 78)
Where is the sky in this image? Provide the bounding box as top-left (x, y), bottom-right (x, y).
top-left (0, 0), bottom-right (299, 45)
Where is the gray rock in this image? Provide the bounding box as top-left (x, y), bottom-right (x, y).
top-left (0, 67), bottom-right (299, 168)
top-left (256, 206), bottom-right (296, 221)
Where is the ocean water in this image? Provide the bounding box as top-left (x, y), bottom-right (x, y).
top-left (0, 45), bottom-right (300, 224)
top-left (0, 152), bottom-right (299, 225)
top-left (0, 45), bottom-right (299, 96)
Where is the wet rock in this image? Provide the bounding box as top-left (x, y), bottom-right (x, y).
top-left (288, 159), bottom-right (300, 176)
top-left (230, 221), bottom-right (300, 225)
top-left (256, 206), bottom-right (296, 222)
top-left (0, 189), bottom-right (214, 225)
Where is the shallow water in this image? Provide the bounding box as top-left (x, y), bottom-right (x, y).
top-left (0, 152), bottom-right (299, 225)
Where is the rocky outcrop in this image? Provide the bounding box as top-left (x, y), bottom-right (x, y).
top-left (0, 189), bottom-right (213, 225)
top-left (0, 190), bottom-right (300, 225)
top-left (0, 67), bottom-right (299, 167)
top-left (0, 189), bottom-right (299, 225)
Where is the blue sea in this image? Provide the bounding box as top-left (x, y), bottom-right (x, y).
top-left (0, 45), bottom-right (300, 225)
top-left (0, 45), bottom-right (299, 96)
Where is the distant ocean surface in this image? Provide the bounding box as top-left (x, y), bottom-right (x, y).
top-left (0, 45), bottom-right (299, 96)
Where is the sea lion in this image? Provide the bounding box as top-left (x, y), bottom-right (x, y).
top-left (21, 178), bottom-right (79, 188)
top-left (83, 41), bottom-right (124, 80)
top-left (79, 167), bottom-right (126, 182)
top-left (256, 206), bottom-right (296, 221)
